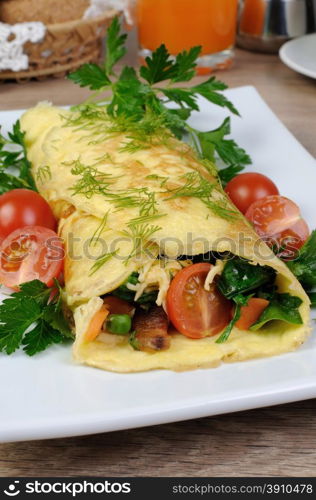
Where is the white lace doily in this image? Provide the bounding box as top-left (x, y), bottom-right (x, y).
top-left (0, 22), bottom-right (46, 72)
top-left (84, 0), bottom-right (131, 24)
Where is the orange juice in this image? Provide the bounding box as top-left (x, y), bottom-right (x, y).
top-left (137, 0), bottom-right (238, 60)
top-left (239, 0), bottom-right (265, 36)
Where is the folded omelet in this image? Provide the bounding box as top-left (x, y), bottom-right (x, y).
top-left (20, 103), bottom-right (311, 372)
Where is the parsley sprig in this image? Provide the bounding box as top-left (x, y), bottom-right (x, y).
top-left (0, 280), bottom-right (73, 356)
top-left (68, 17), bottom-right (251, 181)
top-left (0, 120), bottom-right (37, 194)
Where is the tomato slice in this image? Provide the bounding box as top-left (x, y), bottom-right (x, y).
top-left (225, 173), bottom-right (279, 214)
top-left (245, 195), bottom-right (310, 259)
top-left (166, 263), bottom-right (231, 339)
top-left (235, 298), bottom-right (269, 330)
top-left (0, 226), bottom-right (64, 289)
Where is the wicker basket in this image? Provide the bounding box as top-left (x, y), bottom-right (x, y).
top-left (0, 9), bottom-right (119, 81)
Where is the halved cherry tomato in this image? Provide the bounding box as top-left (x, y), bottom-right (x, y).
top-left (245, 195), bottom-right (310, 259)
top-left (166, 263), bottom-right (231, 339)
top-left (235, 298), bottom-right (269, 330)
top-left (0, 189), bottom-right (56, 240)
top-left (0, 225), bottom-right (64, 289)
top-left (103, 296), bottom-right (135, 316)
top-left (225, 173), bottom-right (279, 214)
top-left (85, 306), bottom-right (109, 342)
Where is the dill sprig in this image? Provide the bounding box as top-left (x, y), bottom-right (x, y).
top-left (89, 212), bottom-right (109, 248)
top-left (163, 171), bottom-right (239, 220)
top-left (122, 224), bottom-right (161, 262)
top-left (36, 165), bottom-right (52, 184)
top-left (89, 249), bottom-right (119, 276)
top-left (127, 213), bottom-right (166, 228)
top-left (66, 159), bottom-right (118, 199)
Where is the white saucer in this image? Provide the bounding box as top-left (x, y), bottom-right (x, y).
top-left (280, 33), bottom-right (316, 79)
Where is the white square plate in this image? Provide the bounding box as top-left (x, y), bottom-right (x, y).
top-left (1, 86), bottom-right (316, 443)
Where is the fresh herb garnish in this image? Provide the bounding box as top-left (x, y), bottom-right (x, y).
top-left (193, 117), bottom-right (251, 186)
top-left (162, 170), bottom-right (239, 220)
top-left (0, 120), bottom-right (37, 194)
top-left (36, 165), bottom-right (52, 184)
top-left (0, 280), bottom-right (73, 356)
top-left (68, 18), bottom-right (251, 186)
top-left (89, 249), bottom-right (119, 276)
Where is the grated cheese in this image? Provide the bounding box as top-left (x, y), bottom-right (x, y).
top-left (204, 260), bottom-right (225, 291)
top-left (127, 260), bottom-right (192, 307)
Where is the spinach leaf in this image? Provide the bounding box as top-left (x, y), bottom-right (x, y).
top-left (112, 272), bottom-right (139, 302)
top-left (308, 292), bottom-right (316, 308)
top-left (250, 293), bottom-right (303, 331)
top-left (112, 272), bottom-right (157, 305)
top-left (287, 230), bottom-right (316, 289)
top-left (217, 257), bottom-right (276, 299)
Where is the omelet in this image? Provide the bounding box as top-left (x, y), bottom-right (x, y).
top-left (20, 103), bottom-right (311, 373)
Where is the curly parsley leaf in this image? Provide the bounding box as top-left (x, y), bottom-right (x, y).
top-left (192, 78), bottom-right (239, 116)
top-left (68, 63), bottom-right (111, 90)
top-left (197, 118), bottom-right (251, 174)
top-left (108, 66), bottom-right (151, 119)
top-left (105, 16), bottom-right (127, 76)
top-left (172, 46), bottom-right (201, 82)
top-left (68, 18), bottom-right (252, 191)
top-left (217, 165), bottom-right (245, 186)
top-left (0, 120), bottom-right (37, 194)
top-left (22, 321), bottom-right (65, 356)
top-left (0, 280), bottom-right (73, 356)
top-left (161, 88), bottom-right (199, 111)
top-left (140, 44), bottom-right (177, 84)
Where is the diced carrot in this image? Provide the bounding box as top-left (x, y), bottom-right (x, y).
top-left (236, 298), bottom-right (269, 331)
top-left (85, 305), bottom-right (109, 342)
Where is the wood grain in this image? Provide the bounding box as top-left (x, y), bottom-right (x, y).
top-left (0, 47), bottom-right (316, 477)
top-left (1, 400), bottom-right (316, 477)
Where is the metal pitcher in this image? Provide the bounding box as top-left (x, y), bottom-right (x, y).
top-left (237, 0), bottom-right (316, 53)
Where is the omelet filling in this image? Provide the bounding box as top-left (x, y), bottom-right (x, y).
top-left (87, 252), bottom-right (304, 353)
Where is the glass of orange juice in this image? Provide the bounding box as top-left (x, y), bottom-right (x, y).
top-left (136, 0), bottom-right (239, 73)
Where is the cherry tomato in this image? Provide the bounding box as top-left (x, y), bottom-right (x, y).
top-left (166, 263), bottom-right (231, 339)
top-left (0, 226), bottom-right (64, 289)
top-left (225, 173), bottom-right (279, 214)
top-left (245, 195), bottom-right (310, 259)
top-left (0, 189), bottom-right (56, 240)
top-left (235, 298), bottom-right (269, 330)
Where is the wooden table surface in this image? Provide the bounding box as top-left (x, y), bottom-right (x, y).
top-left (0, 48), bottom-right (316, 477)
